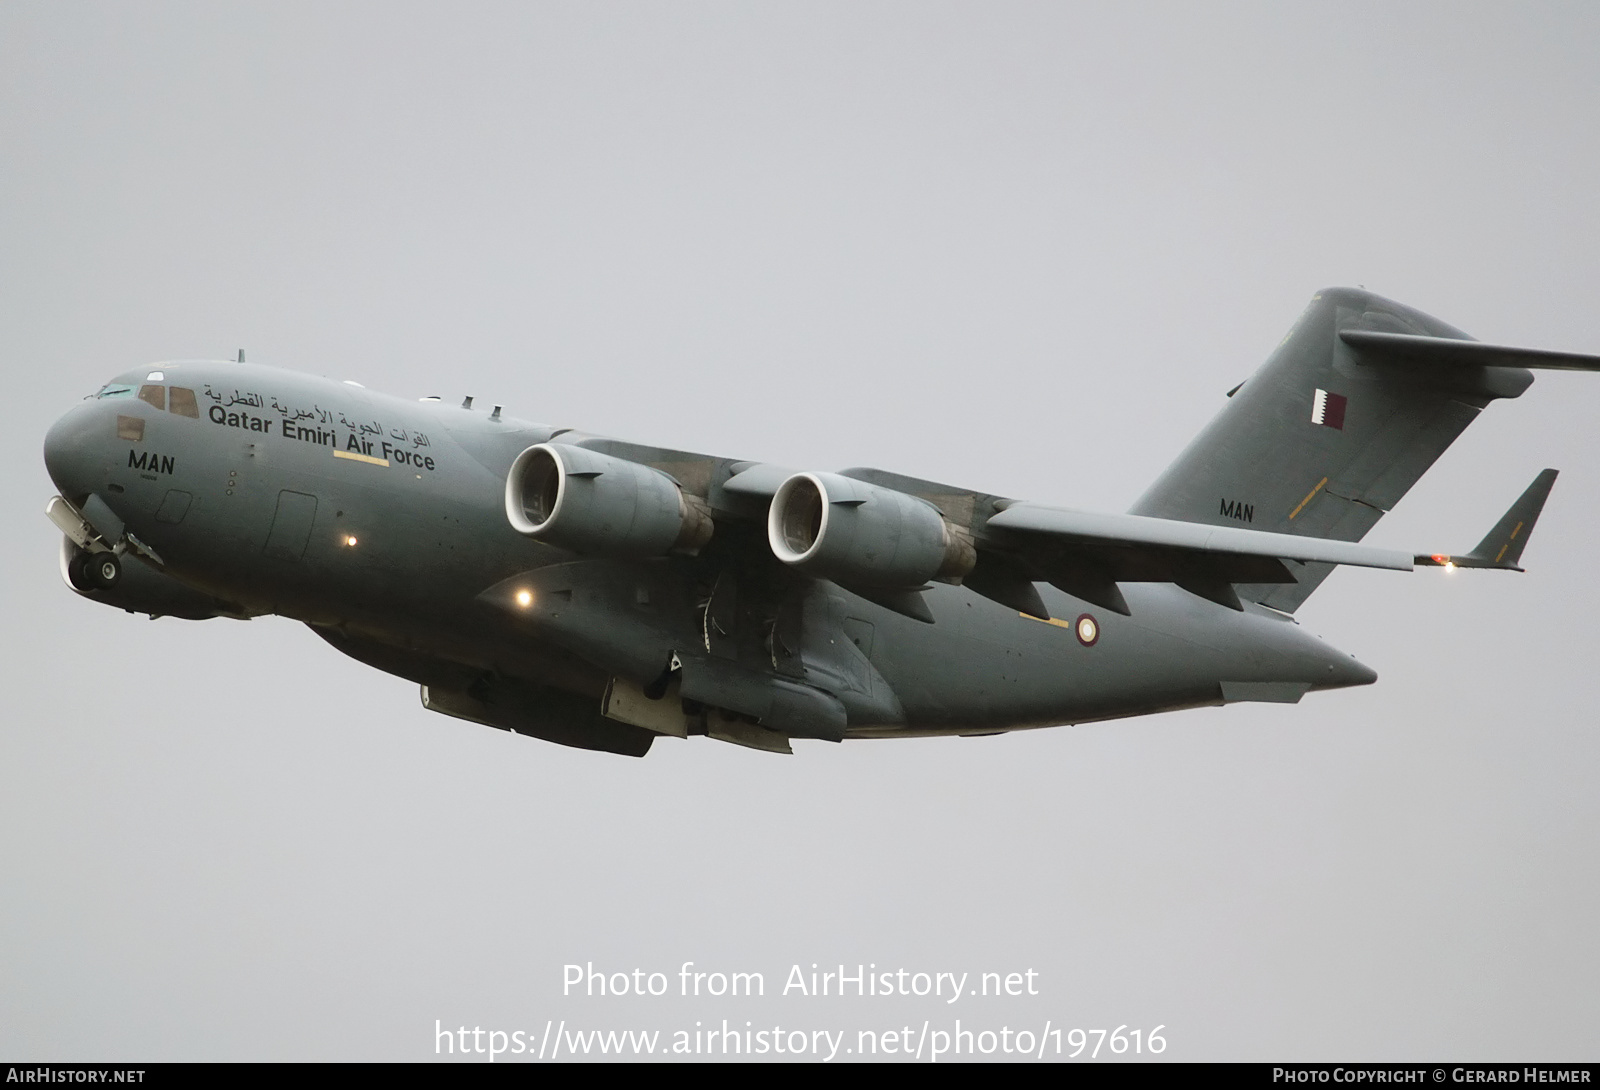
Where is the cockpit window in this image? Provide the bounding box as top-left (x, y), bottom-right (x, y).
top-left (168, 386), bottom-right (199, 418)
top-left (138, 385), bottom-right (166, 411)
top-left (95, 384), bottom-right (135, 400)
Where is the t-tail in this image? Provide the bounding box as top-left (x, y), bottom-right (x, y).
top-left (1131, 288), bottom-right (1600, 611)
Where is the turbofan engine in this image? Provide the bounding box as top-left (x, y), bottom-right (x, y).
top-left (504, 443), bottom-right (714, 557)
top-left (767, 472), bottom-right (974, 588)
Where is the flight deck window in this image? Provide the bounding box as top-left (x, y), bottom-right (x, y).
top-left (168, 386), bottom-right (199, 418)
top-left (95, 384), bottom-right (135, 399)
top-left (138, 385), bottom-right (166, 411)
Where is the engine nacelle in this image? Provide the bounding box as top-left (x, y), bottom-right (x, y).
top-left (767, 472), bottom-right (975, 588)
top-left (505, 443), bottom-right (713, 557)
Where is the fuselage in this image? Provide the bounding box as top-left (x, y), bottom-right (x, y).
top-left (43, 361), bottom-right (1376, 743)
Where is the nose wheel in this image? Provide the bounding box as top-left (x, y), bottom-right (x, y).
top-left (70, 551), bottom-right (122, 592)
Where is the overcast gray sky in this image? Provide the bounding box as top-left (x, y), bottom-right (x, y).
top-left (4, 1), bottom-right (1599, 1061)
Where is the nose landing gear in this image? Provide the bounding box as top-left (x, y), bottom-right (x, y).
top-left (66, 549), bottom-right (121, 592)
top-left (86, 552), bottom-right (122, 591)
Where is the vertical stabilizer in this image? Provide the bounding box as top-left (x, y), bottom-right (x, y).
top-left (1130, 289), bottom-right (1535, 612)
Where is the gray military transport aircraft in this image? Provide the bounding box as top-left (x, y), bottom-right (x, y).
top-left (41, 289), bottom-right (1600, 756)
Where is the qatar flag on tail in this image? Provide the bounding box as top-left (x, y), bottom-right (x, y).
top-left (1311, 388), bottom-right (1347, 429)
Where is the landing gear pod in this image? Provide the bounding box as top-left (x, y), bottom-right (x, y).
top-left (505, 443), bottom-right (714, 557)
top-left (768, 472), bottom-right (975, 588)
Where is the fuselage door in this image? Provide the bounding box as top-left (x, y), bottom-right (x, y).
top-left (265, 490), bottom-right (318, 560)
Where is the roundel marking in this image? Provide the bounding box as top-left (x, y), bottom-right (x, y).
top-left (1075, 613), bottom-right (1099, 647)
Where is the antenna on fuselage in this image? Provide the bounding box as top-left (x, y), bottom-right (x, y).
top-left (490, 405), bottom-right (502, 421)
top-left (462, 395), bottom-right (474, 409)
top-left (237, 350), bottom-right (245, 363)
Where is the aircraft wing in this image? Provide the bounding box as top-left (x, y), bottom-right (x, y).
top-left (978, 504), bottom-right (1412, 615)
top-left (985, 505), bottom-right (1412, 570)
top-left (985, 502), bottom-right (1414, 569)
top-left (717, 460), bottom-right (1413, 617)
top-left (503, 443), bottom-right (1467, 623)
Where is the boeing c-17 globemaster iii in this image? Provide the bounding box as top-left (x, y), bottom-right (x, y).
top-left (40, 289), bottom-right (1600, 756)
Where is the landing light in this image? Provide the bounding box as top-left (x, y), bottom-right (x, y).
top-left (344, 535), bottom-right (358, 547)
top-left (515, 589), bottom-right (533, 608)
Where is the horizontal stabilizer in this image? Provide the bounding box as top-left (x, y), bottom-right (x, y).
top-left (1342, 330), bottom-right (1600, 373)
top-left (1416, 469), bottom-right (1557, 572)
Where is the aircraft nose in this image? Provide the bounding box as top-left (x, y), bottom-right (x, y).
top-left (43, 402), bottom-right (107, 499)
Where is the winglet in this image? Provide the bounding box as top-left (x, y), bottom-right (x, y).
top-left (1415, 469), bottom-right (1558, 571)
